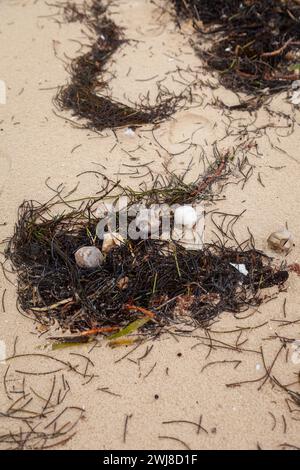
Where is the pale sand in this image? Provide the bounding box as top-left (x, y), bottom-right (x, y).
top-left (0, 0), bottom-right (299, 450)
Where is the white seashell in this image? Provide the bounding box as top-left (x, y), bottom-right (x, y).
top-left (75, 246), bottom-right (103, 269)
top-left (267, 228), bottom-right (293, 252)
top-left (174, 206), bottom-right (197, 229)
top-left (102, 232), bottom-right (124, 254)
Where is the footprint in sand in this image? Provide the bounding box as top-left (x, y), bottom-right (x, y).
top-left (168, 111), bottom-right (212, 144)
top-left (155, 111), bottom-right (215, 155)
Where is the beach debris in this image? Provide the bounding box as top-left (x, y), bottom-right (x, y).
top-left (291, 340), bottom-right (300, 365)
top-left (230, 263), bottom-right (248, 277)
top-left (173, 205), bottom-right (203, 250)
top-left (108, 317), bottom-right (151, 342)
top-left (117, 276), bottom-right (129, 290)
top-left (75, 246), bottom-right (104, 268)
top-left (55, 0), bottom-right (188, 132)
top-left (5, 161), bottom-right (289, 336)
top-left (267, 228), bottom-right (293, 253)
top-left (102, 232), bottom-right (124, 254)
top-left (171, 0), bottom-right (300, 100)
top-left (0, 358), bottom-right (85, 449)
top-left (174, 205), bottom-right (197, 228)
top-left (5, 199), bottom-right (288, 333)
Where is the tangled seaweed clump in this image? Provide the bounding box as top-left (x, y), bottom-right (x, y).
top-left (171, 0), bottom-right (300, 96)
top-left (5, 164), bottom-right (289, 340)
top-left (55, 0), bottom-right (189, 131)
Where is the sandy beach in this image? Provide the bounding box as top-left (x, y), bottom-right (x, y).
top-left (0, 0), bottom-right (299, 450)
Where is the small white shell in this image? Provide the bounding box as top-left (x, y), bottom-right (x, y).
top-left (267, 228), bottom-right (293, 252)
top-left (102, 232), bottom-right (124, 254)
top-left (174, 206), bottom-right (197, 229)
top-left (124, 127), bottom-right (135, 138)
top-left (75, 246), bottom-right (103, 269)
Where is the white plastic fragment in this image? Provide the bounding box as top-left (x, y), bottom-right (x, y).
top-left (75, 246), bottom-right (103, 269)
top-left (102, 232), bottom-right (124, 254)
top-left (230, 263), bottom-right (249, 276)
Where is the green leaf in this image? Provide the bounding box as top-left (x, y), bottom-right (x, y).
top-left (108, 317), bottom-right (150, 340)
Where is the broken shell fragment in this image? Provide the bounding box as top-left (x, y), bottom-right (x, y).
top-left (117, 276), bottom-right (129, 290)
top-left (75, 246), bottom-right (103, 269)
top-left (267, 228), bottom-right (293, 253)
top-left (102, 232), bottom-right (124, 254)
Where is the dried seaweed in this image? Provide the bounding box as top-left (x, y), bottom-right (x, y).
top-left (55, 0), bottom-right (189, 131)
top-left (5, 163), bottom-right (288, 335)
top-left (171, 0), bottom-right (300, 96)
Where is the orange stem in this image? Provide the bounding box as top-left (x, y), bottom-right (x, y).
top-left (124, 304), bottom-right (156, 318)
top-left (192, 158), bottom-right (227, 196)
top-left (79, 326), bottom-right (120, 337)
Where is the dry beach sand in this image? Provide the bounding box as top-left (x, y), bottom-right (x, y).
top-left (0, 0), bottom-right (299, 450)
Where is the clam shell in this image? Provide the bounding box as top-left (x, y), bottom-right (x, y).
top-left (102, 232), bottom-right (124, 254)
